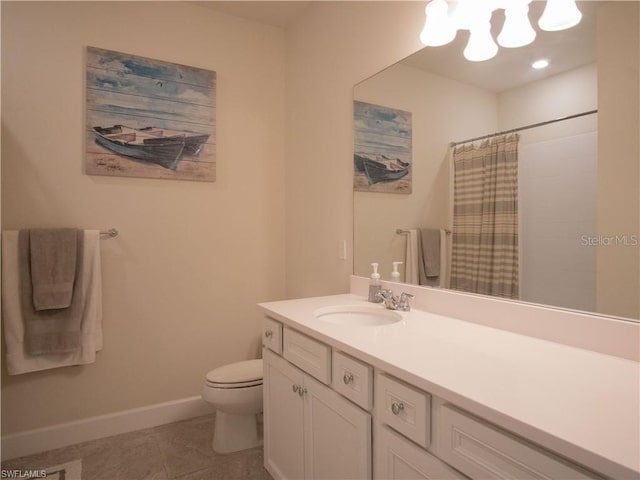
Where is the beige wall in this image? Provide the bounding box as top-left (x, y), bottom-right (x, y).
top-left (1, 2), bottom-right (286, 434)
top-left (353, 64), bottom-right (497, 280)
top-left (285, 1), bottom-right (425, 297)
top-left (596, 2), bottom-right (640, 319)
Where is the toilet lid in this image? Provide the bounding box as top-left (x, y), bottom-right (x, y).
top-left (205, 359), bottom-right (263, 385)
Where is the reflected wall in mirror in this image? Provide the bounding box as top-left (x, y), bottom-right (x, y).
top-left (353, 1), bottom-right (639, 321)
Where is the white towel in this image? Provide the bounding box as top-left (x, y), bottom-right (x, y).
top-left (440, 229), bottom-right (451, 288)
top-left (2, 230), bottom-right (103, 375)
top-left (405, 229), bottom-right (420, 285)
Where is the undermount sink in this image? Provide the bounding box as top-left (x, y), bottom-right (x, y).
top-left (313, 305), bottom-right (402, 326)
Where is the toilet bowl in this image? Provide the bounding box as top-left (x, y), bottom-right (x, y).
top-left (202, 359), bottom-right (263, 454)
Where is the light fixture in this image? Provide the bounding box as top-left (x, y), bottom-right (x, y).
top-left (497, 0), bottom-right (536, 48)
top-left (538, 0), bottom-right (582, 31)
top-left (419, 0), bottom-right (456, 46)
top-left (420, 0), bottom-right (583, 62)
top-left (531, 59), bottom-right (550, 69)
top-left (464, 14), bottom-right (499, 62)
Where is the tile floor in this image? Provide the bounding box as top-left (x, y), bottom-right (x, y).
top-left (1, 414), bottom-right (272, 480)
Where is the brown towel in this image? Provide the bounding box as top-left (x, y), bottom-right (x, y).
top-left (18, 229), bottom-right (85, 355)
top-left (418, 228), bottom-right (441, 287)
top-left (29, 228), bottom-right (78, 310)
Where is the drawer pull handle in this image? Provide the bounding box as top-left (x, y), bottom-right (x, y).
top-left (298, 387), bottom-right (307, 397)
top-left (391, 402), bottom-right (405, 415)
top-left (343, 373), bottom-right (354, 385)
top-left (292, 384), bottom-right (299, 393)
top-left (265, 330), bottom-right (273, 338)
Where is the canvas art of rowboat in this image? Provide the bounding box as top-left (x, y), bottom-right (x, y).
top-left (92, 125), bottom-right (210, 170)
top-left (354, 153), bottom-right (410, 185)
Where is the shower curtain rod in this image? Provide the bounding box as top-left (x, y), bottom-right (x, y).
top-left (449, 109), bottom-right (598, 148)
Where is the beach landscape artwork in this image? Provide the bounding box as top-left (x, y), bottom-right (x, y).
top-left (86, 47), bottom-right (216, 182)
top-left (353, 101), bottom-right (412, 194)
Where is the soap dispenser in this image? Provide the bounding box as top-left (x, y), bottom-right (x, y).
top-left (368, 263), bottom-right (383, 303)
top-left (391, 261), bottom-right (403, 282)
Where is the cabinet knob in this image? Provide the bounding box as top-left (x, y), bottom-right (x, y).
top-left (292, 384), bottom-right (299, 393)
top-left (265, 330), bottom-right (273, 338)
top-left (343, 373), bottom-right (354, 385)
top-left (391, 402), bottom-right (405, 415)
top-left (298, 387), bottom-right (307, 397)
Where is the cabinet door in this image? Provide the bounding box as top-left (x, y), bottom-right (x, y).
top-left (303, 374), bottom-right (372, 480)
top-left (263, 349), bottom-right (305, 480)
top-left (374, 423), bottom-right (468, 480)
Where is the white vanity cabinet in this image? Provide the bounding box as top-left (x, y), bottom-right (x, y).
top-left (259, 297), bottom-right (634, 480)
top-left (263, 334), bottom-right (372, 480)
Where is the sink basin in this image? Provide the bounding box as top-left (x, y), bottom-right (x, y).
top-left (313, 305), bottom-right (402, 326)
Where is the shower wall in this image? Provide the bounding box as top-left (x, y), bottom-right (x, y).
top-left (498, 64), bottom-right (598, 312)
top-left (518, 132), bottom-right (598, 311)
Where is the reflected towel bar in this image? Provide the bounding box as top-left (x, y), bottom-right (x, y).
top-left (396, 228), bottom-right (451, 235)
top-left (99, 228), bottom-right (119, 238)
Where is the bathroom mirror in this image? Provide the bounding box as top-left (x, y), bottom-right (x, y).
top-left (353, 1), bottom-right (640, 321)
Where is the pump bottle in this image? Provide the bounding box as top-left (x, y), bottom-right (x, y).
top-left (368, 262), bottom-right (383, 303)
top-left (391, 261), bottom-right (403, 282)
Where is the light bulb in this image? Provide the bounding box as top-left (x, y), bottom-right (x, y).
top-left (420, 0), bottom-right (457, 46)
top-left (498, 0), bottom-right (536, 48)
top-left (464, 21), bottom-right (499, 62)
top-left (538, 0), bottom-right (582, 31)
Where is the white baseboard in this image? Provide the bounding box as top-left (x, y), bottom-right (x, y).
top-left (1, 396), bottom-right (215, 461)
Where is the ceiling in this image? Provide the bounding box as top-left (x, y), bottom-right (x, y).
top-left (197, 1), bottom-right (312, 28)
top-left (198, 0), bottom-right (599, 93)
top-left (401, 1), bottom-right (600, 93)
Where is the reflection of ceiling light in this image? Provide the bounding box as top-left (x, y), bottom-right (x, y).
top-left (419, 0), bottom-right (456, 46)
top-left (464, 19), bottom-right (499, 62)
top-left (498, 0), bottom-right (536, 48)
top-left (539, 0), bottom-right (582, 31)
top-left (532, 59), bottom-right (550, 69)
top-left (420, 0), bottom-right (582, 62)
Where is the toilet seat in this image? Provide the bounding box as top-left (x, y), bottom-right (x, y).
top-left (205, 359), bottom-right (263, 389)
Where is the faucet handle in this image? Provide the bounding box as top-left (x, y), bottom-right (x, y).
top-left (398, 292), bottom-right (414, 311)
top-left (377, 289), bottom-right (394, 300)
top-left (377, 289), bottom-right (398, 309)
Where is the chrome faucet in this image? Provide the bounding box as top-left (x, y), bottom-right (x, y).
top-left (376, 289), bottom-right (414, 311)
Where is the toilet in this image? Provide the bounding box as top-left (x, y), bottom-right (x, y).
top-left (202, 359), bottom-right (263, 454)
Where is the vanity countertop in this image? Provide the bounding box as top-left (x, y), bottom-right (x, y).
top-left (258, 293), bottom-right (640, 479)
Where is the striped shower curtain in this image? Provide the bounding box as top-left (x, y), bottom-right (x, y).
top-left (450, 134), bottom-right (519, 299)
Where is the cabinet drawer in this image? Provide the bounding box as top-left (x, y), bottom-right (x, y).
top-left (332, 351), bottom-right (373, 411)
top-left (262, 317), bottom-right (283, 354)
top-left (375, 373), bottom-right (431, 448)
top-left (283, 328), bottom-right (331, 384)
top-left (437, 405), bottom-right (603, 479)
top-left (374, 423), bottom-right (468, 480)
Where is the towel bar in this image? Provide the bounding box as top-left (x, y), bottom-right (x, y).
top-left (99, 228), bottom-right (119, 238)
top-left (396, 228), bottom-right (451, 236)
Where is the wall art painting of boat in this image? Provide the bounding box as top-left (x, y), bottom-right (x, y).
top-left (86, 47), bottom-right (216, 182)
top-left (353, 101), bottom-right (412, 194)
